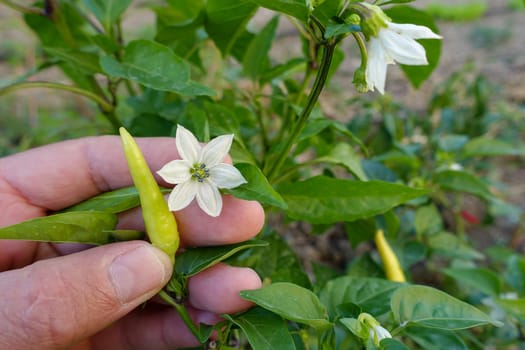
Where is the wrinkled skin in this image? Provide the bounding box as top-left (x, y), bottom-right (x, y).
top-left (0, 136), bottom-right (265, 350)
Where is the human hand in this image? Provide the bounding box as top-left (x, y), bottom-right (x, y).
top-left (0, 136), bottom-right (265, 350)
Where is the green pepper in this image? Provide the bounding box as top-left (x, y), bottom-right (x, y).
top-left (119, 127), bottom-right (179, 262)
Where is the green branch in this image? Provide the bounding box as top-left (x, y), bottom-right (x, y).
top-left (266, 42), bottom-right (336, 182)
top-left (0, 0), bottom-right (43, 15)
top-left (0, 81), bottom-right (121, 130)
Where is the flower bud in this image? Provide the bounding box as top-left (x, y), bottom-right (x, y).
top-left (355, 2), bottom-right (390, 39)
top-left (353, 65), bottom-right (369, 93)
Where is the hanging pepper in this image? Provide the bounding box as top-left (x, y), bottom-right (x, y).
top-left (374, 229), bottom-right (406, 282)
top-left (119, 127), bottom-right (179, 263)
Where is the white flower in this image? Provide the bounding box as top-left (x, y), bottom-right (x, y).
top-left (369, 324), bottom-right (392, 346)
top-left (157, 125), bottom-right (247, 217)
top-left (366, 22), bottom-right (442, 94)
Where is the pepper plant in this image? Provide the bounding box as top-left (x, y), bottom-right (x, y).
top-left (1, 0), bottom-right (524, 349)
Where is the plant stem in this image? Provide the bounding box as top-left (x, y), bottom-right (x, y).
top-left (266, 42), bottom-right (336, 182)
top-left (0, 0), bottom-right (43, 15)
top-left (158, 290), bottom-right (202, 341)
top-left (0, 81), bottom-right (121, 130)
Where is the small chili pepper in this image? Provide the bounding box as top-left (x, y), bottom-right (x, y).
top-left (119, 127), bottom-right (179, 263)
top-left (374, 229), bottom-right (406, 282)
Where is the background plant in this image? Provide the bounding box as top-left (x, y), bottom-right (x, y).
top-left (1, 0), bottom-right (525, 349)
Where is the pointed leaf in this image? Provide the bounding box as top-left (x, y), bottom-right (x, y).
top-left (100, 39), bottom-right (214, 96)
top-left (380, 338), bottom-right (409, 350)
top-left (320, 276), bottom-right (403, 318)
top-left (175, 240), bottom-right (268, 277)
top-left (205, 0), bottom-right (257, 56)
top-left (250, 0), bottom-right (309, 22)
top-left (316, 143), bottom-right (368, 180)
top-left (414, 204), bottom-right (443, 236)
top-left (495, 298), bottom-right (525, 320)
top-left (226, 163), bottom-right (287, 209)
top-left (240, 282), bottom-right (332, 330)
top-left (433, 170), bottom-right (492, 200)
top-left (82, 0), bottom-right (132, 31)
top-left (224, 307), bottom-right (296, 350)
top-left (443, 267), bottom-right (501, 296)
top-left (62, 186), bottom-right (171, 214)
top-left (243, 16), bottom-right (279, 80)
top-left (463, 137), bottom-right (525, 157)
top-left (391, 285), bottom-right (502, 330)
top-left (405, 327), bottom-right (467, 350)
top-left (0, 211), bottom-right (118, 245)
top-left (427, 231), bottom-right (484, 260)
top-left (385, 6), bottom-right (442, 88)
top-left (279, 176), bottom-right (428, 224)
top-left (43, 47), bottom-right (102, 74)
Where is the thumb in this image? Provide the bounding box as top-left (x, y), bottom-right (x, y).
top-left (0, 241), bottom-right (172, 350)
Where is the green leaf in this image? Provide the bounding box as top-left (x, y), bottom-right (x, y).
top-left (62, 186), bottom-right (171, 214)
top-left (391, 285), bottom-right (502, 330)
top-left (317, 143), bottom-right (368, 180)
top-left (165, 0), bottom-right (205, 24)
top-left (380, 338), bottom-right (409, 350)
top-left (495, 298), bottom-right (525, 320)
top-left (224, 307), bottom-right (297, 350)
top-left (433, 170), bottom-right (492, 200)
top-left (205, 0), bottom-right (257, 56)
top-left (100, 39), bottom-right (214, 96)
top-left (320, 276), bottom-right (403, 318)
top-left (339, 317), bottom-right (368, 339)
top-left (443, 267), bottom-right (501, 296)
top-left (427, 231), bottom-right (484, 260)
top-left (344, 218), bottom-right (376, 247)
top-left (279, 176), bottom-right (428, 224)
top-left (226, 163), bottom-right (287, 209)
top-left (82, 0), bottom-right (132, 32)
top-left (437, 134), bottom-right (469, 152)
top-left (242, 231), bottom-right (312, 289)
top-left (504, 254), bottom-right (525, 294)
top-left (243, 16), bottom-right (279, 81)
top-left (240, 282), bottom-right (332, 330)
top-left (414, 204), bottom-right (443, 236)
top-left (0, 211), bottom-right (118, 245)
top-left (385, 6), bottom-right (442, 88)
top-left (325, 23), bottom-right (360, 39)
top-left (175, 239), bottom-right (268, 277)
top-left (463, 137), bottom-right (525, 157)
top-left (250, 0), bottom-right (309, 21)
top-left (43, 47), bottom-right (102, 74)
top-left (405, 327), bottom-right (467, 350)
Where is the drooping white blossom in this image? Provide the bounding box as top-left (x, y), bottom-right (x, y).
top-left (157, 125), bottom-right (247, 217)
top-left (358, 3), bottom-right (442, 94)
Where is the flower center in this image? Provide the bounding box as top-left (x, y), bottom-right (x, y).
top-left (190, 163), bottom-right (210, 182)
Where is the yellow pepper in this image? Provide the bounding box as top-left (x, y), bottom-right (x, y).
top-left (374, 229), bottom-right (405, 282)
top-left (119, 127), bottom-right (179, 263)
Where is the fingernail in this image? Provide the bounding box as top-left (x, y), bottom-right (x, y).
top-left (109, 244), bottom-right (171, 304)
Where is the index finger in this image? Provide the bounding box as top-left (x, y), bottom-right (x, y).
top-left (0, 136), bottom-right (264, 245)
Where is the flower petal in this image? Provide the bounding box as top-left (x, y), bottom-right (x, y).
top-left (176, 124), bottom-right (201, 163)
top-left (379, 29), bottom-right (428, 65)
top-left (167, 180), bottom-right (198, 211)
top-left (157, 159), bottom-right (192, 184)
top-left (387, 22), bottom-right (442, 40)
top-left (209, 163), bottom-right (247, 189)
top-left (201, 134), bottom-right (233, 167)
top-left (196, 180), bottom-right (222, 217)
top-left (366, 38), bottom-right (389, 94)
